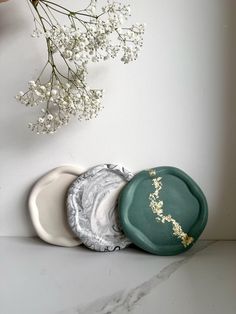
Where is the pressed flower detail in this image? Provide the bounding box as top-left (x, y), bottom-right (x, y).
top-left (16, 0), bottom-right (145, 134)
top-left (148, 170), bottom-right (194, 248)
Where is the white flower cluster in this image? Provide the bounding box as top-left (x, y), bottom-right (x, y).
top-left (16, 78), bottom-right (103, 134)
top-left (17, 0), bottom-right (145, 134)
top-left (45, 3), bottom-right (144, 65)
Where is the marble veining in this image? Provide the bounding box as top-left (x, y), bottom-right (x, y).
top-left (58, 241), bottom-right (216, 314)
top-left (67, 164), bottom-right (133, 252)
top-left (1, 239), bottom-right (235, 314)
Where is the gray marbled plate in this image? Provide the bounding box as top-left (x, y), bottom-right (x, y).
top-left (67, 164), bottom-right (133, 252)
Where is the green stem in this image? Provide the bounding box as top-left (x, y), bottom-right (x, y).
top-left (41, 0), bottom-right (97, 19)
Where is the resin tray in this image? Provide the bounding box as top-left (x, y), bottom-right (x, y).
top-left (67, 164), bottom-right (133, 252)
top-left (119, 166), bottom-right (208, 255)
top-left (29, 165), bottom-right (84, 247)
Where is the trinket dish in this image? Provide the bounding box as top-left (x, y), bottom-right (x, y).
top-left (29, 165), bottom-right (84, 247)
top-left (119, 166), bottom-right (208, 255)
top-left (67, 164), bottom-right (133, 252)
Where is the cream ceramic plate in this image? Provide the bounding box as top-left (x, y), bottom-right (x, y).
top-left (29, 165), bottom-right (84, 247)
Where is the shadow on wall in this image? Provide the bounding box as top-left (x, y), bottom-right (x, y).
top-left (0, 1), bottom-right (40, 149)
top-left (207, 3), bottom-right (236, 239)
top-left (0, 1), bottom-right (66, 150)
top-left (0, 1), bottom-right (27, 38)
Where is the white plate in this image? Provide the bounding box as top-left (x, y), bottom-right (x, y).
top-left (29, 165), bottom-right (84, 247)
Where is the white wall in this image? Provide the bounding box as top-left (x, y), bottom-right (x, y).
top-left (0, 0), bottom-right (235, 239)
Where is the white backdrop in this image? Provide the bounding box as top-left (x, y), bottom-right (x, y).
top-left (0, 0), bottom-right (235, 239)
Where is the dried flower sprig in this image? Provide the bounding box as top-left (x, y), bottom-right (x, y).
top-left (16, 0), bottom-right (145, 134)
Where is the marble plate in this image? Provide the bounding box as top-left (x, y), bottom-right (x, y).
top-left (67, 164), bottom-right (133, 252)
top-left (29, 165), bottom-right (84, 247)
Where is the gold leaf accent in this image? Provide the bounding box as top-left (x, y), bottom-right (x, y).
top-left (148, 169), bottom-right (156, 177)
top-left (148, 172), bottom-right (194, 248)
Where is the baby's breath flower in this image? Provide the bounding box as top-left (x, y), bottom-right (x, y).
top-left (17, 74), bottom-right (103, 134)
top-left (17, 0), bottom-right (145, 134)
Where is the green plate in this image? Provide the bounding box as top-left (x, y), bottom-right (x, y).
top-left (119, 166), bottom-right (208, 255)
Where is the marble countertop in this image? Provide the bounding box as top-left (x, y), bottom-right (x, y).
top-left (0, 238), bottom-right (235, 314)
